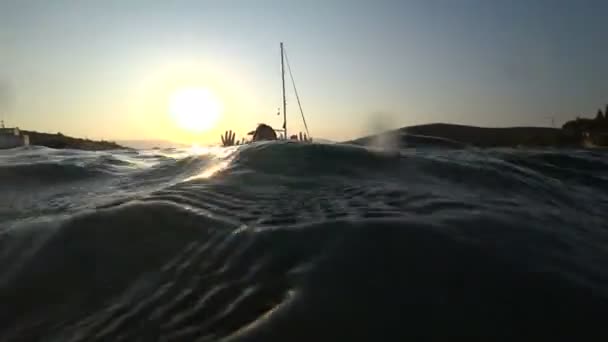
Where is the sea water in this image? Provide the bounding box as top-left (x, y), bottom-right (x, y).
top-left (1, 142), bottom-right (607, 341)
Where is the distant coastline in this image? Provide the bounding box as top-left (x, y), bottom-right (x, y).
top-left (7, 123), bottom-right (602, 151)
top-left (348, 123), bottom-right (582, 148)
top-left (6, 102), bottom-right (608, 151)
top-left (350, 104), bottom-right (608, 149)
top-left (22, 130), bottom-right (126, 150)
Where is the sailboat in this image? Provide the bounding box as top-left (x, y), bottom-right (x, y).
top-left (221, 42), bottom-right (312, 146)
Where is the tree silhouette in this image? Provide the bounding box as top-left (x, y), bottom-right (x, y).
top-left (595, 109), bottom-right (604, 121)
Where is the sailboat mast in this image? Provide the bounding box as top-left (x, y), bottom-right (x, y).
top-left (280, 42), bottom-right (287, 138)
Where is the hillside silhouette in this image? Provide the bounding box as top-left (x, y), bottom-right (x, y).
top-left (23, 130), bottom-right (125, 150)
top-left (349, 123), bottom-right (579, 148)
top-left (352, 103), bottom-right (608, 148)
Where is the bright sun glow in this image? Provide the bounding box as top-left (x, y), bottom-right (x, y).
top-left (169, 88), bottom-right (222, 132)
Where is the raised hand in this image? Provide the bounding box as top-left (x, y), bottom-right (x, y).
top-left (298, 132), bottom-right (312, 142)
top-left (221, 130), bottom-right (236, 147)
top-left (289, 133), bottom-right (311, 142)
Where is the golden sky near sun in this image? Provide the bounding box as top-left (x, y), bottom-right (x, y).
top-left (125, 60), bottom-right (256, 144)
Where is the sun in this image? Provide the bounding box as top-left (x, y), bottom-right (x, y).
top-left (168, 88), bottom-right (222, 132)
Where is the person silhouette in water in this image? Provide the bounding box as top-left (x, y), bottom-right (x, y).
top-left (221, 123), bottom-right (277, 147)
top-left (221, 123), bottom-right (310, 146)
top-left (250, 123), bottom-right (278, 141)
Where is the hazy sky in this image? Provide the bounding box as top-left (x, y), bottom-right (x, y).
top-left (1, 0), bottom-right (607, 143)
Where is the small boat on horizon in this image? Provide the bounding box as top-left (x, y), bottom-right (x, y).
top-left (221, 42), bottom-right (312, 147)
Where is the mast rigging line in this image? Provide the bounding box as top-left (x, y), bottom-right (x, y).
top-left (283, 46), bottom-right (311, 139)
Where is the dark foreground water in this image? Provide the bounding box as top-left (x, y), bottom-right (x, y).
top-left (1, 142), bottom-right (608, 341)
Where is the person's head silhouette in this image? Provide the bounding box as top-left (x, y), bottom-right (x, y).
top-left (250, 124), bottom-right (277, 141)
